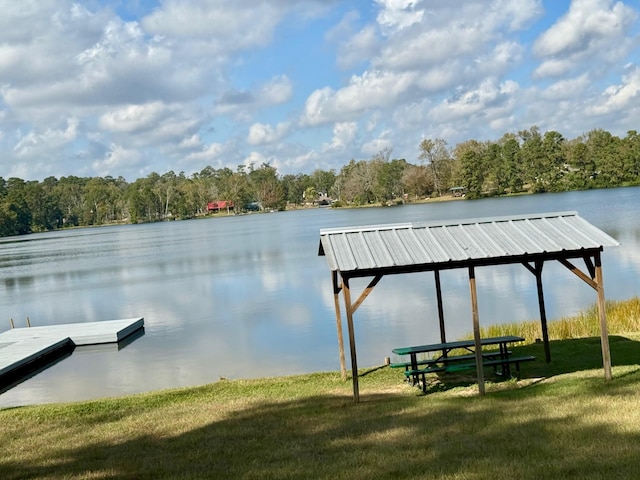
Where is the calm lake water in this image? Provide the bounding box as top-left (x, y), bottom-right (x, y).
top-left (1, 187), bottom-right (639, 406)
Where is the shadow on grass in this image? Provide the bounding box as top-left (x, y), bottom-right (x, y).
top-left (515, 334), bottom-right (640, 377)
top-left (358, 364), bottom-right (388, 377)
top-left (2, 336), bottom-right (640, 479)
top-left (3, 374), bottom-right (640, 479)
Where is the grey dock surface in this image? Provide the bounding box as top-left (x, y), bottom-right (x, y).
top-left (0, 317), bottom-right (144, 390)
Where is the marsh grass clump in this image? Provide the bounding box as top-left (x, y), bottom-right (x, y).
top-left (477, 297), bottom-right (640, 342)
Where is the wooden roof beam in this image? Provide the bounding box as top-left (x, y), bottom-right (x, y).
top-left (558, 257), bottom-right (598, 291)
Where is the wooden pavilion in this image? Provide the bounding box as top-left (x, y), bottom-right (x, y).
top-left (318, 211), bottom-right (620, 402)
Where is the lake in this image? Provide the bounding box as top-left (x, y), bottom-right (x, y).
top-left (1, 187), bottom-right (639, 406)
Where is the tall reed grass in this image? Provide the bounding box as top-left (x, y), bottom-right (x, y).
top-left (477, 297), bottom-right (640, 341)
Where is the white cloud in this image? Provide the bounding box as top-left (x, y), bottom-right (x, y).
top-left (260, 75), bottom-right (294, 105)
top-left (533, 58), bottom-right (574, 78)
top-left (243, 151), bottom-right (268, 169)
top-left (247, 122), bottom-right (291, 145)
top-left (97, 102), bottom-right (201, 153)
top-left (214, 76), bottom-right (293, 118)
top-left (274, 150), bottom-right (317, 173)
top-left (323, 122), bottom-right (358, 152)
top-left (93, 144), bottom-right (144, 177)
top-left (535, 0), bottom-right (634, 57)
top-left (588, 66), bottom-right (640, 116)
top-left (2, 15), bottom-right (210, 118)
top-left (376, 23), bottom-right (485, 70)
top-left (492, 0), bottom-right (544, 31)
top-left (336, 24), bottom-right (379, 70)
top-left (361, 129), bottom-right (393, 156)
top-left (13, 118), bottom-right (79, 157)
top-left (478, 41), bottom-right (524, 75)
top-left (308, 0), bottom-right (537, 150)
top-left (179, 135), bottom-right (202, 150)
top-left (99, 102), bottom-right (169, 133)
top-left (541, 74), bottom-right (591, 100)
top-left (183, 142), bottom-right (225, 164)
top-left (429, 78), bottom-right (514, 122)
top-left (302, 70), bottom-right (417, 126)
top-left (533, 0), bottom-right (638, 77)
top-left (375, 0), bottom-right (424, 32)
top-left (374, 0), bottom-right (539, 71)
top-left (0, 0), bottom-right (638, 181)
top-left (142, 0), bottom-right (282, 50)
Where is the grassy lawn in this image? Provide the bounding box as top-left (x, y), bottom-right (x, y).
top-left (2, 304), bottom-right (640, 479)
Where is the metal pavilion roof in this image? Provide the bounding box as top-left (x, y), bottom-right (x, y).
top-left (318, 211), bottom-right (620, 276)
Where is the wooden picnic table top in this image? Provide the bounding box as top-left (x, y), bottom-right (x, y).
top-left (392, 335), bottom-right (525, 356)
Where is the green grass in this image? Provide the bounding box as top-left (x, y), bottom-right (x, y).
top-left (2, 300), bottom-right (640, 479)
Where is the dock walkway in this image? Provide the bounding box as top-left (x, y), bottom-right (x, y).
top-left (0, 317), bottom-right (144, 391)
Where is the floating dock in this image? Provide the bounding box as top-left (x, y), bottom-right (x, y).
top-left (0, 317), bottom-right (144, 392)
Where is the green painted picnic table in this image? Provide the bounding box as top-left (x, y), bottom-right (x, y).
top-left (392, 335), bottom-right (534, 392)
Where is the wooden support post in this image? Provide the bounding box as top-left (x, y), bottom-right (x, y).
top-left (332, 271), bottom-right (347, 380)
top-left (558, 251), bottom-right (612, 381)
top-left (435, 270), bottom-right (447, 346)
top-left (534, 261), bottom-right (551, 363)
top-left (595, 252), bottom-right (612, 381)
top-left (26, 316), bottom-right (31, 328)
top-left (9, 318), bottom-right (14, 329)
top-left (468, 266), bottom-right (485, 396)
top-left (342, 277), bottom-right (360, 402)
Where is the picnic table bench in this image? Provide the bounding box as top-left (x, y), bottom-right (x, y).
top-left (392, 336), bottom-right (533, 393)
top-left (390, 350), bottom-right (512, 371)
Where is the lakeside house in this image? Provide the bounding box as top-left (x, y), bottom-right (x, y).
top-left (207, 200), bottom-right (234, 213)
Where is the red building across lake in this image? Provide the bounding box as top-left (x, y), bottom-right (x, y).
top-left (207, 200), bottom-right (234, 212)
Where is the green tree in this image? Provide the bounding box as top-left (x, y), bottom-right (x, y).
top-left (83, 177), bottom-right (124, 225)
top-left (281, 174), bottom-right (312, 205)
top-left (0, 201), bottom-right (19, 236)
top-left (621, 130), bottom-right (640, 182)
top-left (587, 129), bottom-right (623, 187)
top-left (378, 158), bottom-right (408, 201)
top-left (192, 167), bottom-right (223, 213)
top-left (335, 159), bottom-right (380, 205)
top-left (310, 169), bottom-right (336, 197)
top-left (563, 137), bottom-right (595, 190)
top-left (519, 126), bottom-right (546, 192)
top-left (219, 166), bottom-right (253, 212)
top-left (27, 177), bottom-right (62, 231)
top-left (418, 138), bottom-right (452, 196)
top-left (499, 134), bottom-right (523, 193)
top-left (54, 176), bottom-right (87, 227)
top-left (304, 186), bottom-right (318, 204)
top-left (155, 171), bottom-right (179, 219)
top-left (126, 174), bottom-right (163, 223)
top-left (5, 178), bottom-right (32, 234)
top-left (401, 164), bottom-right (432, 199)
top-left (249, 163), bottom-right (286, 211)
top-left (541, 130), bottom-right (566, 191)
top-left (452, 140), bottom-right (486, 199)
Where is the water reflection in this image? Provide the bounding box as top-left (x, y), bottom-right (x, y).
top-left (0, 188), bottom-right (639, 406)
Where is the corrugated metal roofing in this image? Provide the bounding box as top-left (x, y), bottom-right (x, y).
top-left (318, 211), bottom-right (620, 275)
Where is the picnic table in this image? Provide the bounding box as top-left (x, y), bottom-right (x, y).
top-left (391, 335), bottom-right (534, 392)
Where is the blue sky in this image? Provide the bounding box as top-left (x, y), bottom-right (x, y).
top-left (0, 0), bottom-right (638, 181)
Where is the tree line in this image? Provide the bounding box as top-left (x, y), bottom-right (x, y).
top-left (0, 126), bottom-right (638, 236)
